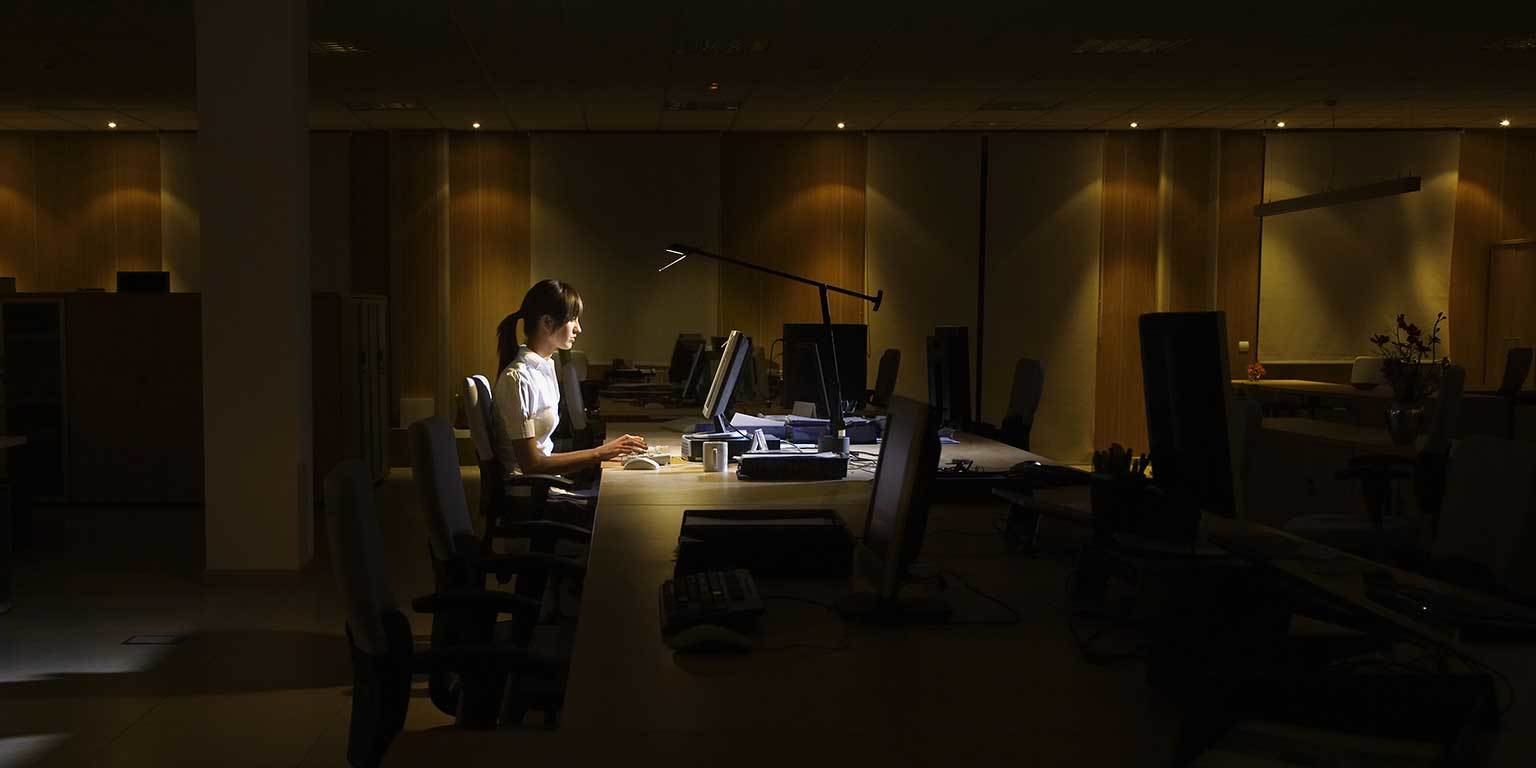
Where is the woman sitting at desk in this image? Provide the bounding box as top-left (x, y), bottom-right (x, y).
top-left (494, 279), bottom-right (647, 482)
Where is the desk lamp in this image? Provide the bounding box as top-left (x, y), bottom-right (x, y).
top-left (659, 243), bottom-right (884, 453)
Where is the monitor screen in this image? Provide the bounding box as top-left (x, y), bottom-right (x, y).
top-left (702, 330), bottom-right (752, 423)
top-left (781, 323), bottom-right (868, 412)
top-left (1139, 311), bottom-right (1239, 519)
top-left (859, 395), bottom-right (941, 598)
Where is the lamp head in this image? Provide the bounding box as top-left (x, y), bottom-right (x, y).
top-left (658, 244), bottom-right (691, 272)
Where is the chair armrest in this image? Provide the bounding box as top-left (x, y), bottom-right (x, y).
top-left (488, 520), bottom-right (592, 545)
top-left (411, 588), bottom-right (543, 618)
top-left (993, 490), bottom-right (1093, 527)
top-left (506, 474), bottom-right (576, 490)
top-left (477, 551), bottom-right (587, 582)
top-left (419, 643), bottom-right (569, 677)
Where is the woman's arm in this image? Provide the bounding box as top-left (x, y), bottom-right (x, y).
top-left (509, 433), bottom-right (649, 476)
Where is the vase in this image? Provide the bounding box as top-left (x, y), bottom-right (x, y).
top-left (1386, 401), bottom-right (1425, 445)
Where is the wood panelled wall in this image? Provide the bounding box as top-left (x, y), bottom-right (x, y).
top-left (448, 132), bottom-right (531, 390)
top-left (383, 131), bottom-right (532, 424)
top-left (1215, 133), bottom-right (1266, 378)
top-left (1158, 130), bottom-right (1219, 313)
top-left (1094, 132), bottom-right (1162, 451)
top-left (0, 133), bottom-right (161, 291)
top-left (1454, 129), bottom-right (1536, 386)
top-left (720, 134), bottom-right (867, 351)
top-left (389, 132), bottom-right (450, 419)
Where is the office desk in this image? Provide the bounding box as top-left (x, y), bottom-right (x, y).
top-left (543, 423), bottom-right (1178, 761)
top-left (1232, 379), bottom-right (1390, 401)
top-left (1203, 515), bottom-right (1536, 765)
top-left (1261, 416), bottom-right (1417, 457)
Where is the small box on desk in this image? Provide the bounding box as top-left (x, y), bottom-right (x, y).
top-left (676, 509), bottom-right (853, 578)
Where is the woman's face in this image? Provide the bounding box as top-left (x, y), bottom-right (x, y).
top-left (547, 316), bottom-right (581, 350)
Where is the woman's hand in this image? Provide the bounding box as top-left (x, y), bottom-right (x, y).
top-left (597, 434), bottom-right (648, 461)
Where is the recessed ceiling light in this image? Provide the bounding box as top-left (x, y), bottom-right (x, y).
top-left (1276, 121), bottom-right (1286, 128)
top-left (1129, 121), bottom-right (1138, 128)
top-left (1501, 118), bottom-right (1512, 127)
top-left (836, 121), bottom-right (846, 129)
top-left (107, 121), bottom-right (117, 129)
top-left (471, 122), bottom-right (481, 129)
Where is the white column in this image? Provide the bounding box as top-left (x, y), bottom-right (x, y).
top-left (196, 0), bottom-right (313, 576)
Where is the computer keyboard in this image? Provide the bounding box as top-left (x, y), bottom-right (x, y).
top-left (617, 447), bottom-right (674, 465)
top-left (659, 568), bottom-right (764, 633)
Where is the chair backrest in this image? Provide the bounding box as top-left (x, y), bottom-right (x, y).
top-left (1435, 435), bottom-right (1536, 600)
top-left (555, 356), bottom-right (588, 431)
top-left (1228, 397), bottom-right (1263, 519)
top-left (1423, 365), bottom-right (1465, 454)
top-left (1349, 356), bottom-right (1386, 388)
top-left (409, 416), bottom-right (477, 563)
top-left (1006, 358), bottom-right (1046, 422)
top-left (463, 375), bottom-right (496, 463)
top-left (568, 350), bottom-right (590, 383)
top-left (324, 460), bottom-right (398, 656)
top-left (1501, 347), bottom-right (1534, 396)
top-left (871, 349), bottom-right (900, 408)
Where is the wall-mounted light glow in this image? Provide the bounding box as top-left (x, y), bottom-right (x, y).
top-left (836, 121), bottom-right (846, 129)
top-left (709, 82), bottom-right (720, 92)
top-left (1129, 121), bottom-right (1138, 128)
top-left (471, 121), bottom-right (481, 129)
top-left (107, 121), bottom-right (117, 129)
top-left (1501, 119), bottom-right (1512, 127)
top-left (1276, 121), bottom-right (1286, 128)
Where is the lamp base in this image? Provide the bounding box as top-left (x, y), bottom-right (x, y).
top-left (817, 434), bottom-right (851, 454)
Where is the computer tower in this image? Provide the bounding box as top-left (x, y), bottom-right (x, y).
top-left (926, 326), bottom-right (970, 430)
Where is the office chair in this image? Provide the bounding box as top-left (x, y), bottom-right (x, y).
top-left (865, 348), bottom-right (900, 411)
top-left (971, 358), bottom-right (1044, 452)
top-left (463, 375), bottom-right (596, 535)
top-left (1348, 356), bottom-right (1387, 389)
top-left (325, 462), bottom-right (567, 766)
top-left (1496, 347), bottom-right (1533, 439)
top-left (552, 353), bottom-right (605, 455)
top-left (411, 416), bottom-right (587, 605)
top-left (1284, 365), bottom-right (1466, 560)
top-left (1429, 435), bottom-right (1536, 601)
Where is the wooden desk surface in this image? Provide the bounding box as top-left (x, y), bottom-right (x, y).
top-left (562, 423), bottom-right (1077, 737)
top-left (1261, 416), bottom-right (1418, 456)
top-left (1232, 378), bottom-right (1391, 400)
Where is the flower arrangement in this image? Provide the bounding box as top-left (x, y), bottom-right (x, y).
top-left (1246, 362), bottom-right (1267, 381)
top-left (1369, 312), bottom-right (1448, 404)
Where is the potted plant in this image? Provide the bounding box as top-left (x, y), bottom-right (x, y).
top-left (1369, 312), bottom-right (1448, 445)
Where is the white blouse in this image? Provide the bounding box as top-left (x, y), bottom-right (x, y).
top-left (492, 346), bottom-right (561, 476)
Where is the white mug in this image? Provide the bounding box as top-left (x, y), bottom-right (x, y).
top-left (703, 441), bottom-right (730, 473)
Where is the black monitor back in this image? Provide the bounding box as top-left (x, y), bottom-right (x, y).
top-left (117, 271), bottom-right (170, 293)
top-left (857, 395), bottom-right (941, 599)
top-left (926, 326), bottom-right (971, 430)
top-left (780, 323), bottom-right (867, 412)
top-left (668, 334), bottom-right (706, 385)
top-left (1139, 311), bottom-right (1239, 518)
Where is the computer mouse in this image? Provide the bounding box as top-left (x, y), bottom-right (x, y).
top-left (623, 456), bottom-right (661, 471)
top-left (666, 624), bottom-right (752, 653)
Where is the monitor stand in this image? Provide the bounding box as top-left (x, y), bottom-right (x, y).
top-left (833, 591), bottom-right (953, 625)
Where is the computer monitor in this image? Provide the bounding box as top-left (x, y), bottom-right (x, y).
top-left (781, 323), bottom-right (867, 414)
top-left (1139, 311), bottom-right (1240, 519)
top-left (701, 330), bottom-right (752, 433)
top-left (668, 334), bottom-right (706, 386)
top-left (926, 325), bottom-right (971, 430)
top-left (835, 395), bottom-right (950, 623)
